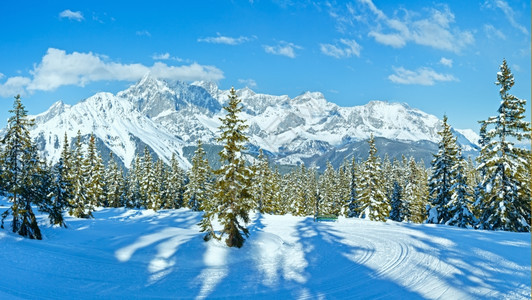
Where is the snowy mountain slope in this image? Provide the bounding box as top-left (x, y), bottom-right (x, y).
top-left (29, 76), bottom-right (480, 168)
top-left (0, 199), bottom-right (529, 299)
top-left (31, 92), bottom-right (190, 169)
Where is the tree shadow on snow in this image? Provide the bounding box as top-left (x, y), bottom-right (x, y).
top-left (403, 224), bottom-right (530, 299)
top-left (190, 216), bottom-right (425, 299)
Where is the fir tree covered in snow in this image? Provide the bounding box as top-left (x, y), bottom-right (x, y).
top-left (105, 153), bottom-right (125, 208)
top-left (201, 87), bottom-right (253, 247)
top-left (389, 181), bottom-right (403, 222)
top-left (346, 156), bottom-right (359, 217)
top-left (427, 115), bottom-right (459, 224)
top-left (165, 153), bottom-right (185, 209)
top-left (43, 157), bottom-right (70, 227)
top-left (0, 95), bottom-right (42, 239)
top-left (446, 149), bottom-right (475, 228)
top-left (85, 134), bottom-right (105, 209)
top-left (474, 60), bottom-right (531, 232)
top-left (251, 149), bottom-right (272, 213)
top-left (357, 135), bottom-right (389, 221)
top-left (185, 140), bottom-right (212, 212)
top-left (69, 131), bottom-right (90, 218)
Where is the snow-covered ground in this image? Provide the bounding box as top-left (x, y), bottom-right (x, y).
top-left (0, 200), bottom-right (529, 299)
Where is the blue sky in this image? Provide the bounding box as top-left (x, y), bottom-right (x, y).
top-left (0, 0), bottom-right (530, 132)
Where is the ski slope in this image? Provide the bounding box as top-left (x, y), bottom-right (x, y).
top-left (0, 200), bottom-right (529, 299)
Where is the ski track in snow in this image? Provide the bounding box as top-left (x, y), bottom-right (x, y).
top-left (0, 202), bottom-right (529, 299)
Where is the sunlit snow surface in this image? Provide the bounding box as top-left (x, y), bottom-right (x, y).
top-left (0, 200), bottom-right (529, 299)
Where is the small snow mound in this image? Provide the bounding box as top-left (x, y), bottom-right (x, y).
top-left (251, 231), bottom-right (285, 252)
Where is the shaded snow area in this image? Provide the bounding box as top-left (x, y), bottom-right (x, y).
top-left (0, 201), bottom-right (529, 299)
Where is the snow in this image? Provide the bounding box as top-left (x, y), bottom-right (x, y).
top-left (26, 77), bottom-right (480, 170)
top-left (0, 199), bottom-right (529, 299)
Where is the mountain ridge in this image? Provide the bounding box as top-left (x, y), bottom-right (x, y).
top-left (26, 76), bottom-right (480, 169)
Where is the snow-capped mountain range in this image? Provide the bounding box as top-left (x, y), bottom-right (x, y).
top-left (28, 74), bottom-right (480, 169)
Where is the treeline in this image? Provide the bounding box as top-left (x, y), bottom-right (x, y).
top-left (0, 60), bottom-right (529, 244)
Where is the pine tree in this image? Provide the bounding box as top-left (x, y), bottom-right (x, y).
top-left (475, 60), bottom-right (531, 232)
top-left (185, 140), bottom-right (213, 211)
top-left (346, 156), bottom-right (359, 217)
top-left (105, 153), bottom-right (125, 208)
top-left (85, 134), bottom-right (105, 210)
top-left (69, 131), bottom-right (90, 218)
top-left (0, 95), bottom-right (42, 239)
top-left (125, 154), bottom-right (142, 208)
top-left (251, 149), bottom-right (273, 213)
top-left (42, 157), bottom-right (70, 227)
top-left (427, 115), bottom-right (459, 224)
top-left (357, 135), bottom-right (389, 221)
top-left (166, 153), bottom-right (185, 209)
top-left (154, 159), bottom-right (169, 209)
top-left (140, 147), bottom-right (159, 210)
top-left (446, 149), bottom-right (475, 227)
top-left (389, 181), bottom-right (403, 222)
top-left (319, 161), bottom-right (338, 216)
top-left (201, 87), bottom-right (253, 247)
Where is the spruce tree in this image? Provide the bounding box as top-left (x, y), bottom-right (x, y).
top-left (201, 87), bottom-right (252, 247)
top-left (389, 181), bottom-right (403, 222)
top-left (105, 153), bottom-right (125, 208)
top-left (319, 161), bottom-right (338, 216)
top-left (42, 157), bottom-right (70, 227)
top-left (85, 134), bottom-right (105, 210)
top-left (69, 131), bottom-right (90, 218)
top-left (427, 115), bottom-right (459, 224)
top-left (185, 140), bottom-right (213, 211)
top-left (0, 95), bottom-right (42, 239)
top-left (166, 153), bottom-right (185, 209)
top-left (357, 135), bottom-right (389, 221)
top-left (346, 156), bottom-right (359, 217)
top-left (251, 149), bottom-right (273, 213)
top-left (125, 154), bottom-right (142, 208)
top-left (446, 149), bottom-right (475, 227)
top-left (475, 60), bottom-right (531, 232)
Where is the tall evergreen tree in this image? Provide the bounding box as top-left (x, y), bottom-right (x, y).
top-left (389, 181), bottom-right (403, 222)
top-left (427, 115), bottom-right (459, 224)
top-left (42, 157), bottom-right (70, 227)
top-left (85, 134), bottom-right (105, 210)
top-left (69, 131), bottom-right (90, 218)
top-left (346, 156), bottom-right (359, 217)
top-left (166, 153), bottom-right (185, 209)
top-left (125, 154), bottom-right (142, 208)
top-left (251, 149), bottom-right (273, 213)
top-left (446, 149), bottom-right (475, 228)
top-left (185, 140), bottom-right (213, 211)
top-left (475, 60), bottom-right (531, 232)
top-left (357, 135), bottom-right (389, 221)
top-left (201, 87), bottom-right (253, 248)
top-left (105, 153), bottom-right (125, 208)
top-left (0, 95), bottom-right (42, 239)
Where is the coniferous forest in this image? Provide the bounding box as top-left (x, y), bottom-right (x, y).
top-left (0, 60), bottom-right (530, 246)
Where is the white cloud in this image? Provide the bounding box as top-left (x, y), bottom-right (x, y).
top-left (198, 33), bottom-right (253, 45)
top-left (335, 1), bottom-right (474, 53)
top-left (439, 57), bottom-right (453, 67)
top-left (152, 53), bottom-right (184, 62)
top-left (320, 39), bottom-right (362, 58)
top-left (0, 48), bottom-right (223, 94)
top-left (388, 67), bottom-right (457, 86)
top-left (152, 53), bottom-right (170, 60)
top-left (59, 9), bottom-right (84, 21)
top-left (488, 0), bottom-right (528, 35)
top-left (0, 76), bottom-right (31, 97)
top-left (136, 30), bottom-right (151, 37)
top-left (263, 42), bottom-right (301, 58)
top-left (238, 78), bottom-right (257, 88)
top-left (483, 24), bottom-right (506, 40)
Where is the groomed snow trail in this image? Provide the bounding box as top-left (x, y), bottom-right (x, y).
top-left (0, 203), bottom-right (529, 299)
